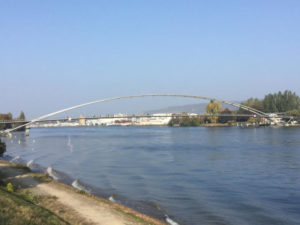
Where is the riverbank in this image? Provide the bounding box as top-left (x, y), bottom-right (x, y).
top-left (0, 160), bottom-right (166, 225)
top-left (170, 122), bottom-right (300, 127)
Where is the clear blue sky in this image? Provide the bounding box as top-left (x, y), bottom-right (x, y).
top-left (1, 0), bottom-right (300, 119)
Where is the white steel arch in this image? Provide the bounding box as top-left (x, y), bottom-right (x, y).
top-left (2, 94), bottom-right (268, 134)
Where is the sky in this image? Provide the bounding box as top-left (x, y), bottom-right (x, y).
top-left (1, 0), bottom-right (300, 119)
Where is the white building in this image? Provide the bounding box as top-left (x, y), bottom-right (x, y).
top-left (133, 113), bottom-right (172, 126)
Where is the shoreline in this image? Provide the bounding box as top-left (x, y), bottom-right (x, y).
top-left (0, 159), bottom-right (167, 225)
top-left (3, 154), bottom-right (173, 223)
top-left (25, 122), bottom-right (300, 129)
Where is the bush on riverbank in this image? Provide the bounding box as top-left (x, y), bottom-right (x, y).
top-left (6, 183), bottom-right (14, 192)
top-left (0, 139), bottom-right (6, 155)
top-left (168, 115), bottom-right (206, 127)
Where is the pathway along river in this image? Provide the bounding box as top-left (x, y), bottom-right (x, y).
top-left (1, 127), bottom-right (300, 225)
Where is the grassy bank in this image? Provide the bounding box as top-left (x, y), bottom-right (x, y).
top-left (0, 160), bottom-right (165, 225)
top-left (0, 187), bottom-right (69, 225)
top-left (0, 165), bottom-right (69, 225)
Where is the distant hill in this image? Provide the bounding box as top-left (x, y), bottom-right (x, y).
top-left (146, 103), bottom-right (237, 114)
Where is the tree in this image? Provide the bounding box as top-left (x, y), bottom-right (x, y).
top-left (19, 111), bottom-right (26, 121)
top-left (218, 108), bottom-right (233, 123)
top-left (190, 117), bottom-right (200, 126)
top-left (179, 116), bottom-right (191, 127)
top-left (286, 109), bottom-right (300, 117)
top-left (262, 90), bottom-right (300, 113)
top-left (206, 100), bottom-right (222, 123)
top-left (7, 113), bottom-right (12, 120)
top-left (0, 113), bottom-right (13, 130)
top-left (247, 117), bottom-right (258, 124)
top-left (168, 115), bottom-right (181, 126)
top-left (244, 98), bottom-right (264, 111)
top-left (168, 114), bottom-right (202, 127)
top-left (235, 90), bottom-right (300, 121)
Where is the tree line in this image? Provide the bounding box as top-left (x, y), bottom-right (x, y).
top-left (0, 111), bottom-right (26, 130)
top-left (168, 90), bottom-right (300, 126)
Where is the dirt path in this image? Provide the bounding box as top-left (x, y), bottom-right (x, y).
top-left (37, 182), bottom-right (135, 225)
top-left (0, 161), bottom-right (166, 225)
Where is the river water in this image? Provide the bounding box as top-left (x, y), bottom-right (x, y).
top-left (1, 127), bottom-right (300, 225)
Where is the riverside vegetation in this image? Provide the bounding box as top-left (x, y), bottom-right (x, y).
top-left (168, 90), bottom-right (300, 127)
top-left (0, 111), bottom-right (26, 131)
top-left (0, 163), bottom-right (69, 225)
top-left (0, 139), bottom-right (6, 155)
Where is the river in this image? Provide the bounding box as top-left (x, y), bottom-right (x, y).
top-left (1, 126), bottom-right (300, 225)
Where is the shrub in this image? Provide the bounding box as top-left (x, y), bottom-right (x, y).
top-left (77, 190), bottom-right (87, 195)
top-left (0, 139), bottom-right (6, 155)
top-left (6, 183), bottom-right (14, 192)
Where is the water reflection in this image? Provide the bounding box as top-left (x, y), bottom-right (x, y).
top-left (67, 136), bottom-right (73, 153)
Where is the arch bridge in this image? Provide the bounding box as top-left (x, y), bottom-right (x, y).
top-left (1, 94), bottom-right (273, 134)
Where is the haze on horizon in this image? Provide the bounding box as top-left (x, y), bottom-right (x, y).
top-left (1, 1), bottom-right (300, 119)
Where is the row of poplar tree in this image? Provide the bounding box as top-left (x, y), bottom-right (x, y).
top-left (168, 90), bottom-right (300, 126)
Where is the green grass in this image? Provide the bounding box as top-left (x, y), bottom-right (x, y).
top-left (31, 172), bottom-right (52, 183)
top-left (14, 163), bottom-right (32, 172)
top-left (114, 207), bottom-right (156, 225)
top-left (0, 165), bottom-right (66, 224)
top-left (0, 187), bottom-right (69, 225)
